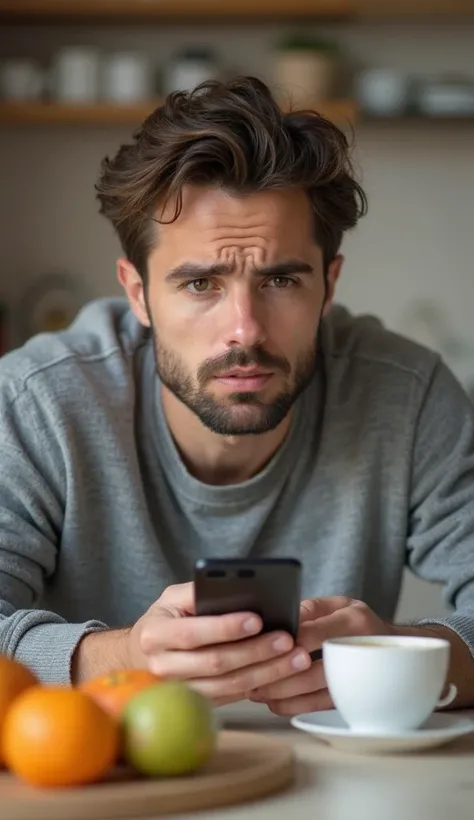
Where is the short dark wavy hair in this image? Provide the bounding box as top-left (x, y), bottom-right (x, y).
top-left (96, 76), bottom-right (367, 279)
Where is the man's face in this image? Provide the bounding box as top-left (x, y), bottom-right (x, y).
top-left (126, 186), bottom-right (340, 435)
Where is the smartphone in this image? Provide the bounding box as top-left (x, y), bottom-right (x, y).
top-left (194, 557), bottom-right (302, 639)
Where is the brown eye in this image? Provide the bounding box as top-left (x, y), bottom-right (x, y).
top-left (270, 276), bottom-right (292, 288)
top-left (189, 278), bottom-right (210, 293)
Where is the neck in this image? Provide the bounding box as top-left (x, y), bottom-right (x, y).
top-left (161, 387), bottom-right (292, 486)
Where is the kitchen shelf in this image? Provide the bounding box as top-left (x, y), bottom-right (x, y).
top-left (356, 0), bottom-right (474, 18)
top-left (361, 114), bottom-right (474, 125)
top-left (1, 0), bottom-right (473, 21)
top-left (2, 101), bottom-right (472, 129)
top-left (0, 0), bottom-right (352, 22)
top-left (0, 99), bottom-right (474, 128)
top-left (0, 98), bottom-right (358, 127)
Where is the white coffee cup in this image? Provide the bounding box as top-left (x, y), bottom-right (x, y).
top-left (323, 635), bottom-right (457, 735)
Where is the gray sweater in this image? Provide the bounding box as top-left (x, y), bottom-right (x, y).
top-left (1, 298), bottom-right (473, 684)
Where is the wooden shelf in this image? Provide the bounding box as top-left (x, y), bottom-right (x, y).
top-left (0, 0), bottom-right (352, 22)
top-left (361, 114), bottom-right (474, 125)
top-left (1, 0), bottom-right (473, 21)
top-left (0, 99), bottom-right (358, 127)
top-left (0, 100), bottom-right (162, 125)
top-left (355, 0), bottom-right (474, 17)
top-left (1, 102), bottom-right (472, 129)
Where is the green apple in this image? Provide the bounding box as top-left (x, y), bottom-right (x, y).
top-left (121, 680), bottom-right (217, 777)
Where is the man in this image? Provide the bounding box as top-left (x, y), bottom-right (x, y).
top-left (0, 77), bottom-right (473, 717)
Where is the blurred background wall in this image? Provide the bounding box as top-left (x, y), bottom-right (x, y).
top-left (1, 4), bottom-right (474, 621)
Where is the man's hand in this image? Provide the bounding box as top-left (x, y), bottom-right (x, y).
top-left (249, 596), bottom-right (474, 716)
top-left (248, 596), bottom-right (393, 716)
top-left (73, 582), bottom-right (312, 704)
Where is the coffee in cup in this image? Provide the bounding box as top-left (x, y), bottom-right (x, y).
top-left (322, 635), bottom-right (457, 735)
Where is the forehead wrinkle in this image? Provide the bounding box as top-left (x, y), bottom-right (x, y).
top-left (199, 222), bottom-right (276, 240)
top-left (212, 238), bottom-right (270, 250)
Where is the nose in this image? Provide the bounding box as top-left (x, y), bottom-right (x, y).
top-left (223, 287), bottom-right (266, 349)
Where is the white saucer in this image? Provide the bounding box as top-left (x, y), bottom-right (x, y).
top-left (291, 710), bottom-right (474, 754)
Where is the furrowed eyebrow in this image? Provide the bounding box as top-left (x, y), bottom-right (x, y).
top-left (165, 259), bottom-right (314, 283)
top-left (255, 260), bottom-right (314, 277)
top-left (165, 263), bottom-right (231, 282)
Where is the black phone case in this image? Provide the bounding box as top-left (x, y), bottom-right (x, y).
top-left (194, 558), bottom-right (302, 639)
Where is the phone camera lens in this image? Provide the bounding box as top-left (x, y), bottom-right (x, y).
top-left (237, 569), bottom-right (255, 579)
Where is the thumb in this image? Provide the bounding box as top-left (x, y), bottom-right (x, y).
top-left (157, 582), bottom-right (196, 617)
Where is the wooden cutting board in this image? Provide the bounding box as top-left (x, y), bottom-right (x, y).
top-left (1, 730), bottom-right (295, 819)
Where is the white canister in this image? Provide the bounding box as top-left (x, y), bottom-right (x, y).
top-left (356, 68), bottom-right (408, 116)
top-left (417, 77), bottom-right (474, 117)
top-left (101, 52), bottom-right (153, 103)
top-left (51, 47), bottom-right (100, 103)
top-left (164, 47), bottom-right (218, 95)
top-left (0, 59), bottom-right (44, 101)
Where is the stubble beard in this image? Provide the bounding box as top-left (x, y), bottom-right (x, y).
top-left (151, 329), bottom-right (318, 436)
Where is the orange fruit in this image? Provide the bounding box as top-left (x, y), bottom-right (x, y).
top-left (0, 655), bottom-right (38, 766)
top-left (80, 669), bottom-right (161, 718)
top-left (3, 686), bottom-right (119, 788)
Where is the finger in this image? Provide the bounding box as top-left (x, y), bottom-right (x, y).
top-left (296, 600), bottom-right (377, 651)
top-left (267, 687), bottom-right (333, 717)
top-left (250, 659), bottom-right (325, 702)
top-left (186, 687), bottom-right (248, 708)
top-left (140, 611), bottom-right (263, 653)
top-left (299, 596), bottom-right (354, 623)
top-left (149, 631), bottom-right (294, 679)
top-left (211, 694), bottom-right (245, 707)
top-left (186, 646), bottom-right (312, 701)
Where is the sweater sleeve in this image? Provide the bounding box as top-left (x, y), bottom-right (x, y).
top-left (406, 360), bottom-right (474, 654)
top-left (0, 384), bottom-right (106, 684)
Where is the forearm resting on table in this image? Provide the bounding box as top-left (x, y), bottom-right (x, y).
top-left (71, 629), bottom-right (131, 684)
top-left (397, 623), bottom-right (474, 708)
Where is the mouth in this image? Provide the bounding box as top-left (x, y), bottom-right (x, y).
top-left (214, 369), bottom-right (274, 391)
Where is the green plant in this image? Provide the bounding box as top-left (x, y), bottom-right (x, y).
top-left (274, 33), bottom-right (340, 53)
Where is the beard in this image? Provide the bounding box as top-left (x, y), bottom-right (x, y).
top-left (152, 329), bottom-right (318, 436)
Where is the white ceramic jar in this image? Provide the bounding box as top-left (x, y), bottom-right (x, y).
top-left (164, 47), bottom-right (218, 95)
top-left (356, 68), bottom-right (409, 116)
top-left (51, 47), bottom-right (100, 103)
top-left (101, 52), bottom-right (153, 103)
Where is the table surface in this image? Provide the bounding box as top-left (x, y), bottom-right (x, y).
top-left (157, 701), bottom-right (474, 820)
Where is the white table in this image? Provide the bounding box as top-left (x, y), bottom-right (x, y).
top-left (167, 702), bottom-right (474, 820)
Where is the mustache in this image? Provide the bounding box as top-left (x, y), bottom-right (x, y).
top-left (198, 347), bottom-right (291, 383)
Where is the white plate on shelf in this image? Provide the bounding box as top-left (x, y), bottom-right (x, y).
top-left (291, 710), bottom-right (474, 755)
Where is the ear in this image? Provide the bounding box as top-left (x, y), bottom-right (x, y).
top-left (322, 254), bottom-right (343, 317)
top-left (117, 259), bottom-right (150, 327)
